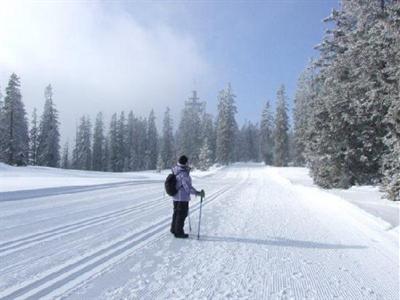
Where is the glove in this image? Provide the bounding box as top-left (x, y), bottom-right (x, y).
top-left (200, 189), bottom-right (205, 198)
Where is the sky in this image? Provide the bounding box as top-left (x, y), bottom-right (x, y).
top-left (0, 0), bottom-right (339, 143)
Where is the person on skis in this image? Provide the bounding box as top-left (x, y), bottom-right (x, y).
top-left (170, 155), bottom-right (204, 239)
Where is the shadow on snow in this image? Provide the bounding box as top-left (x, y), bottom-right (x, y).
top-left (198, 235), bottom-right (366, 250)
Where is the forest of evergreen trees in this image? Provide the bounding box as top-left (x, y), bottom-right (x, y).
top-left (0, 1), bottom-right (398, 201)
top-left (0, 75), bottom-right (293, 172)
top-left (292, 0), bottom-right (399, 201)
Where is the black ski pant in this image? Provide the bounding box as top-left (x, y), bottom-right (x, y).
top-left (171, 201), bottom-right (188, 234)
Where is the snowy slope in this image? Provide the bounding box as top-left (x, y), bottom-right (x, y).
top-left (0, 164), bottom-right (398, 299)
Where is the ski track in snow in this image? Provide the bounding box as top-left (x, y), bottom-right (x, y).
top-left (0, 164), bottom-right (398, 299)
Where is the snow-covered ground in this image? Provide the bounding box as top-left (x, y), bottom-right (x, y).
top-left (0, 163), bottom-right (398, 299)
top-left (0, 163), bottom-right (222, 193)
top-left (275, 167), bottom-right (399, 231)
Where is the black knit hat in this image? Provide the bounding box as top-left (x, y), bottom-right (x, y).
top-left (178, 155), bottom-right (188, 165)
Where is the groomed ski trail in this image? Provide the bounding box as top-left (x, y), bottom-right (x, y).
top-left (0, 164), bottom-right (398, 299)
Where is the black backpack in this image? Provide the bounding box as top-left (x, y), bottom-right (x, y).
top-left (165, 173), bottom-right (178, 196)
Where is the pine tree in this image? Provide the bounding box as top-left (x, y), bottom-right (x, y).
top-left (288, 128), bottom-right (295, 165)
top-left (176, 93), bottom-right (203, 165)
top-left (72, 116), bottom-right (92, 170)
top-left (260, 101), bottom-right (274, 165)
top-left (293, 66), bottom-right (314, 166)
top-left (216, 83), bottom-right (237, 165)
top-left (92, 112), bottom-right (105, 171)
top-left (198, 138), bottom-right (213, 171)
top-left (124, 111), bottom-right (134, 171)
top-left (103, 135), bottom-right (110, 172)
top-left (0, 73), bottom-right (29, 165)
top-left (306, 0), bottom-right (398, 189)
top-left (29, 108), bottom-right (39, 165)
top-left (156, 152), bottom-right (164, 172)
top-left (37, 85), bottom-right (60, 167)
top-left (381, 0), bottom-right (400, 200)
top-left (248, 122), bottom-right (261, 162)
top-left (382, 98), bottom-right (400, 200)
top-left (136, 117), bottom-right (148, 170)
top-left (201, 113), bottom-right (216, 163)
top-left (237, 122), bottom-right (260, 162)
top-left (145, 110), bottom-right (158, 170)
top-left (273, 85), bottom-right (289, 167)
top-left (61, 141), bottom-right (70, 169)
top-left (116, 112), bottom-right (126, 172)
top-left (161, 107), bottom-right (175, 169)
top-left (109, 113), bottom-right (119, 172)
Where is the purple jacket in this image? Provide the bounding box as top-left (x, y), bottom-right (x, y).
top-left (172, 164), bottom-right (198, 202)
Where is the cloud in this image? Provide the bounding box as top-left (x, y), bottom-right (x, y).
top-left (0, 1), bottom-right (213, 140)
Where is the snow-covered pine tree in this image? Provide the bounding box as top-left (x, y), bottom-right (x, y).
top-left (61, 141), bottom-right (69, 169)
top-left (238, 122), bottom-right (260, 162)
top-left (103, 135), bottom-right (110, 172)
top-left (260, 101), bottom-right (274, 165)
top-left (293, 66), bottom-right (314, 166)
top-left (382, 98), bottom-right (400, 201)
top-left (0, 73), bottom-right (29, 165)
top-left (125, 111), bottom-right (135, 171)
top-left (37, 85), bottom-right (60, 167)
top-left (156, 152), bottom-right (164, 172)
top-left (288, 128), bottom-right (295, 166)
top-left (108, 113), bottom-right (119, 172)
top-left (29, 108), bottom-right (39, 165)
top-left (305, 4), bottom-right (356, 188)
top-left (216, 83), bottom-right (237, 165)
top-left (72, 116), bottom-right (92, 170)
top-left (82, 116), bottom-right (92, 170)
top-left (161, 107), bottom-right (175, 169)
top-left (124, 112), bottom-right (149, 171)
top-left (136, 117), bottom-right (148, 171)
top-left (92, 112), bottom-right (105, 171)
top-left (273, 85), bottom-right (289, 167)
top-left (145, 110), bottom-right (158, 170)
top-left (198, 138), bottom-right (213, 171)
top-left (234, 123), bottom-right (245, 162)
top-left (339, 0), bottom-right (392, 185)
top-left (176, 91), bottom-right (203, 165)
top-left (381, 0), bottom-right (400, 200)
top-left (307, 0), bottom-right (398, 189)
top-left (116, 112), bottom-right (126, 172)
top-left (201, 113), bottom-right (216, 163)
top-left (72, 124), bottom-right (79, 169)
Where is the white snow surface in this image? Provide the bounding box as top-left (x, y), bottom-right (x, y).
top-left (0, 163), bottom-right (398, 299)
top-left (0, 163), bottom-right (221, 192)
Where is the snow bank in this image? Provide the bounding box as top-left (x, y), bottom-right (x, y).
top-left (270, 166), bottom-right (399, 238)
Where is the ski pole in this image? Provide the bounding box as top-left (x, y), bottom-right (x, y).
top-left (197, 194), bottom-right (204, 240)
top-left (188, 208), bottom-right (192, 232)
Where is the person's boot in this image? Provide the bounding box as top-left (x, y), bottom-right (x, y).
top-left (174, 232), bottom-right (189, 239)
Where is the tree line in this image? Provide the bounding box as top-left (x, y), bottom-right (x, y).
top-left (55, 83), bottom-right (293, 172)
top-left (0, 75), bottom-right (60, 167)
top-left (292, 0), bottom-right (399, 200)
top-left (0, 75), bottom-right (293, 173)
